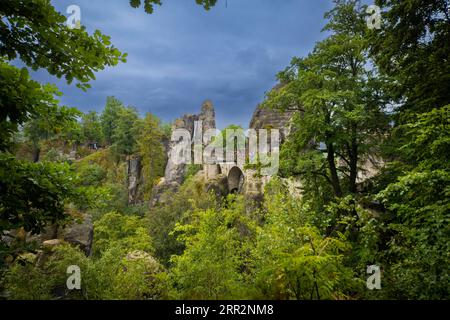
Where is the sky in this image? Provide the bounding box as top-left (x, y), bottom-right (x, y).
top-left (23, 0), bottom-right (336, 129)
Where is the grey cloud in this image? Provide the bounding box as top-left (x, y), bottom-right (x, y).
top-left (22, 0), bottom-right (333, 128)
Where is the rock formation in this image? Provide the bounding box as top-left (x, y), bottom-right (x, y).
top-left (147, 92), bottom-right (303, 208)
top-left (6, 213), bottom-right (94, 257)
top-left (150, 100), bottom-right (216, 206)
top-left (62, 214), bottom-right (94, 256)
top-left (150, 97), bottom-right (297, 206)
top-left (127, 155), bottom-right (142, 204)
top-left (249, 103), bottom-right (295, 140)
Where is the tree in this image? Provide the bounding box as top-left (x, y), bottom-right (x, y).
top-left (148, 176), bottom-right (217, 265)
top-left (129, 0), bottom-right (217, 13)
top-left (252, 178), bottom-right (360, 300)
top-left (111, 106), bottom-right (140, 159)
top-left (24, 103), bottom-right (81, 162)
top-left (81, 111), bottom-right (103, 146)
top-left (0, 0), bottom-right (126, 151)
top-left (369, 0), bottom-right (450, 115)
top-left (363, 1), bottom-right (450, 298)
top-left (93, 212), bottom-right (154, 257)
top-left (0, 0), bottom-right (125, 261)
top-left (170, 195), bottom-right (255, 299)
top-left (266, 0), bottom-right (389, 197)
top-left (136, 113), bottom-right (166, 199)
top-left (100, 97), bottom-right (126, 146)
top-left (0, 61), bottom-right (63, 152)
top-left (367, 0), bottom-right (450, 187)
top-left (0, 0), bottom-right (126, 90)
top-left (373, 106), bottom-right (450, 299)
top-left (0, 154), bottom-right (86, 237)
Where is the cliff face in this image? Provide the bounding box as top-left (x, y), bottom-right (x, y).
top-left (150, 100), bottom-right (216, 206)
top-left (163, 100), bottom-right (216, 184)
top-left (127, 156), bottom-right (142, 205)
top-left (249, 104), bottom-right (295, 140)
top-left (199, 100), bottom-right (216, 132)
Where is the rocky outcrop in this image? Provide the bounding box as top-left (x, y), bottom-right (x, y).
top-left (62, 214), bottom-right (94, 256)
top-left (199, 100), bottom-right (216, 133)
top-left (150, 96), bottom-right (297, 206)
top-left (150, 179), bottom-right (180, 207)
top-left (164, 100), bottom-right (216, 184)
top-left (150, 100), bottom-right (216, 207)
top-left (205, 174), bottom-right (229, 198)
top-left (23, 213), bottom-right (94, 256)
top-left (127, 156), bottom-right (142, 204)
top-left (249, 104), bottom-right (295, 140)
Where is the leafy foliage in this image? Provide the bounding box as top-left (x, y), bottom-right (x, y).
top-left (370, 0), bottom-right (450, 114)
top-left (148, 176), bottom-right (217, 265)
top-left (129, 0), bottom-right (217, 13)
top-left (4, 243), bottom-right (167, 300)
top-left (1, 0), bottom-right (127, 254)
top-left (111, 107), bottom-right (140, 159)
top-left (0, 155), bottom-right (86, 236)
top-left (252, 179), bottom-right (361, 300)
top-left (93, 212), bottom-right (153, 257)
top-left (170, 195), bottom-right (255, 299)
top-left (81, 111), bottom-right (103, 145)
top-left (1, 0), bottom-right (449, 302)
top-left (24, 103), bottom-right (81, 162)
top-left (372, 106), bottom-right (450, 299)
top-left (0, 61), bottom-right (64, 152)
top-left (101, 97), bottom-right (126, 146)
top-left (135, 113), bottom-right (167, 199)
top-left (266, 0), bottom-right (389, 197)
top-left (0, 0), bottom-right (126, 90)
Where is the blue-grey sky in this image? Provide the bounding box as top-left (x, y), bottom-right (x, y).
top-left (26, 0), bottom-right (336, 128)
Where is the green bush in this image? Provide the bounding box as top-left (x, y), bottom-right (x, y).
top-left (77, 163), bottom-right (107, 187)
top-left (4, 217), bottom-right (167, 300)
top-left (147, 176), bottom-right (217, 265)
top-left (170, 195), bottom-right (256, 299)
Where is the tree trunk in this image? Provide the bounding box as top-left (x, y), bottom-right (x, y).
top-left (33, 147), bottom-right (41, 163)
top-left (348, 127), bottom-right (358, 194)
top-left (326, 142), bottom-right (342, 197)
top-left (349, 149), bottom-right (358, 193)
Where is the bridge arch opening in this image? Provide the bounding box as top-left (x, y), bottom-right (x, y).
top-left (228, 166), bottom-right (244, 194)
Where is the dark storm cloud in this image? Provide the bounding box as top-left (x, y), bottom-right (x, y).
top-left (22, 0), bottom-right (334, 128)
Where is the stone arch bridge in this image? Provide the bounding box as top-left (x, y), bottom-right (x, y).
top-left (204, 163), bottom-right (271, 197)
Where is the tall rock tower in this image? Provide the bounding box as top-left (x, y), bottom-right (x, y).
top-left (150, 100), bottom-right (216, 206)
top-left (199, 100), bottom-right (216, 132)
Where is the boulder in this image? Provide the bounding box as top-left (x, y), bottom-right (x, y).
top-left (205, 174), bottom-right (229, 198)
top-left (150, 179), bottom-right (180, 207)
top-left (62, 214), bottom-right (93, 256)
top-left (5, 213), bottom-right (93, 257)
top-left (125, 250), bottom-right (162, 272)
top-left (42, 239), bottom-right (64, 249)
